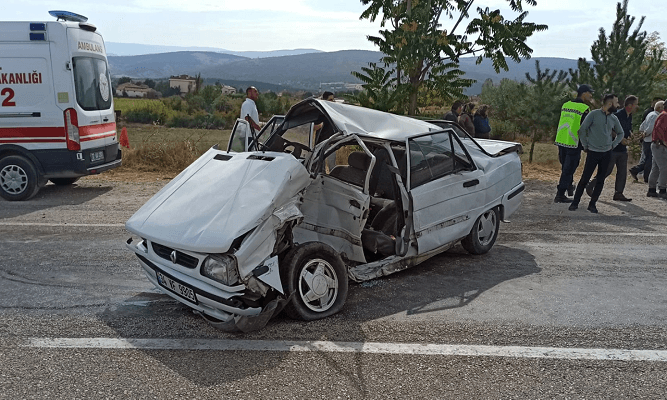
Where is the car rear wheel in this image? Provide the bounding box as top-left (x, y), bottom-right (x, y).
top-left (281, 242), bottom-right (348, 320)
top-left (50, 177), bottom-right (80, 186)
top-left (461, 207), bottom-right (499, 255)
top-left (0, 155), bottom-right (40, 201)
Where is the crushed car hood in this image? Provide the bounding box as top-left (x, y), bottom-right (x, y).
top-left (125, 148), bottom-right (311, 253)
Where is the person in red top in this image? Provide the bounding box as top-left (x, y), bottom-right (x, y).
top-left (647, 109), bottom-right (667, 199)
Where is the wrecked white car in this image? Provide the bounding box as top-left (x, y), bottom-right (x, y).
top-left (125, 99), bottom-right (524, 332)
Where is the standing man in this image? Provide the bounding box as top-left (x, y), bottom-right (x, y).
top-left (586, 95), bottom-right (639, 201)
top-left (631, 101), bottom-right (664, 183)
top-left (569, 94), bottom-right (625, 214)
top-left (554, 84), bottom-right (593, 203)
top-left (630, 98), bottom-right (663, 182)
top-left (443, 100), bottom-right (463, 123)
top-left (241, 86), bottom-right (261, 131)
top-left (647, 106), bottom-right (667, 199)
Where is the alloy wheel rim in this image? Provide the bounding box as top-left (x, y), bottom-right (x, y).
top-left (298, 258), bottom-right (339, 312)
top-left (0, 165), bottom-right (28, 194)
top-left (477, 210), bottom-right (497, 246)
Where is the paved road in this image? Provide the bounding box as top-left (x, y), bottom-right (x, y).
top-left (1, 178), bottom-right (666, 399)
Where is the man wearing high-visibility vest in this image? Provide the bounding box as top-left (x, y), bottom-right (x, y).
top-left (554, 84), bottom-right (594, 203)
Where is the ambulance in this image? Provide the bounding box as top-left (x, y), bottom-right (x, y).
top-left (0, 11), bottom-right (121, 201)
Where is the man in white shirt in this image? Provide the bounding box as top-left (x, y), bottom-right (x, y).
top-left (630, 100), bottom-right (664, 182)
top-left (240, 86), bottom-right (260, 131)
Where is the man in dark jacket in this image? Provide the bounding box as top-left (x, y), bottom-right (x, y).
top-left (443, 100), bottom-right (463, 123)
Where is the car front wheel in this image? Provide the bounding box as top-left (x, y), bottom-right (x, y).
top-left (461, 207), bottom-right (499, 255)
top-left (281, 242), bottom-right (348, 321)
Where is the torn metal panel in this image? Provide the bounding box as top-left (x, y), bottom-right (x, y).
top-left (348, 240), bottom-right (458, 282)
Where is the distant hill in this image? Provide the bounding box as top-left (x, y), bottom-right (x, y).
top-left (105, 42), bottom-right (322, 58)
top-left (108, 50), bottom-right (581, 95)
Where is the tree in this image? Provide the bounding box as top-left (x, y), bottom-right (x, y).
top-left (359, 0), bottom-right (547, 115)
top-left (569, 0), bottom-right (664, 106)
top-left (481, 61), bottom-right (570, 163)
top-left (118, 76), bottom-right (131, 85)
top-left (523, 60), bottom-right (570, 162)
top-left (348, 63), bottom-right (403, 112)
top-left (143, 78), bottom-right (156, 89)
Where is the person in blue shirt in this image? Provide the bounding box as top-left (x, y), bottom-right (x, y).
top-left (585, 95), bottom-right (638, 202)
top-left (473, 105), bottom-right (491, 139)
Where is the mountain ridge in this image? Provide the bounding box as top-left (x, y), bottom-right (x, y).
top-left (107, 49), bottom-right (582, 95)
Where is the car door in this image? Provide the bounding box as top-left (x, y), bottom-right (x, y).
top-left (227, 116), bottom-right (285, 152)
top-left (408, 130), bottom-right (486, 253)
top-left (293, 135), bottom-right (375, 263)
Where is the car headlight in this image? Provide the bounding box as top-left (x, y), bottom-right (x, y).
top-left (201, 255), bottom-right (239, 286)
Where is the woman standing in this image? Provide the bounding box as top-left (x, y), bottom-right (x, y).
top-left (473, 104), bottom-right (492, 139)
top-left (458, 102), bottom-right (476, 136)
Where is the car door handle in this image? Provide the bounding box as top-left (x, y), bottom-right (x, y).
top-left (463, 179), bottom-right (479, 188)
top-left (349, 199), bottom-right (361, 209)
top-left (103, 117), bottom-right (109, 122)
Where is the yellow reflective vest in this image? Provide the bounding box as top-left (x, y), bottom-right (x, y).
top-left (555, 101), bottom-right (589, 148)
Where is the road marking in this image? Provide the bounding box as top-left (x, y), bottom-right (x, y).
top-left (19, 338), bottom-right (667, 362)
top-left (0, 222), bottom-right (125, 228)
top-left (504, 230), bottom-right (667, 237)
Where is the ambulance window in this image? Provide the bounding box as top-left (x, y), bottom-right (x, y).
top-left (72, 57), bottom-right (112, 111)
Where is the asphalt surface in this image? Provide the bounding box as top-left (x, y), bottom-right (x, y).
top-left (1, 176), bottom-right (667, 399)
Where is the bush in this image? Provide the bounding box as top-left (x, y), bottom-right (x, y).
top-left (120, 99), bottom-right (175, 125)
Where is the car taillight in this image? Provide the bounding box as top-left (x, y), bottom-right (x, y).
top-left (64, 108), bottom-right (80, 151)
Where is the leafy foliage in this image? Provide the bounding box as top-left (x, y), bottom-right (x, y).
top-left (358, 0), bottom-right (547, 115)
top-left (569, 0), bottom-right (664, 106)
top-left (481, 61), bottom-right (570, 162)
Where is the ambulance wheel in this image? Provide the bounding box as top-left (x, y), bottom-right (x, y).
top-left (50, 178), bottom-right (80, 186)
top-left (281, 242), bottom-right (348, 321)
top-left (461, 207), bottom-right (499, 255)
top-left (0, 155), bottom-right (40, 201)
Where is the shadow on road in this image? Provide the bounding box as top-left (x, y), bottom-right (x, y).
top-left (0, 183), bottom-right (112, 218)
top-left (98, 244), bottom-right (540, 387)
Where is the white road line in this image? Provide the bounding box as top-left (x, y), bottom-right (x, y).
top-left (0, 222), bottom-right (125, 227)
top-left (19, 338), bottom-right (667, 362)
top-left (503, 230), bottom-right (667, 237)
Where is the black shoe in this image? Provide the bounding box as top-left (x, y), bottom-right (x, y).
top-left (585, 180), bottom-right (595, 197)
top-left (568, 203), bottom-right (578, 211)
top-left (587, 204), bottom-right (598, 213)
top-left (567, 184), bottom-right (574, 197)
top-left (659, 192), bottom-right (667, 200)
top-left (629, 169), bottom-right (638, 181)
top-left (554, 195), bottom-right (573, 203)
top-left (613, 193), bottom-right (632, 202)
top-left (647, 189), bottom-right (658, 197)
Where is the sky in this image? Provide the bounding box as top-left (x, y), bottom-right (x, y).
top-left (4, 0), bottom-right (666, 59)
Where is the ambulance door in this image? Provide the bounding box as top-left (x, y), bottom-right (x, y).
top-left (65, 28), bottom-right (116, 152)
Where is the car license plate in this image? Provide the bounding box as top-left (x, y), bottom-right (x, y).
top-left (90, 151), bottom-right (104, 162)
top-left (156, 270), bottom-right (198, 304)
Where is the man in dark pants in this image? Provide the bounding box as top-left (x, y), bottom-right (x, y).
top-left (570, 94), bottom-right (625, 213)
top-left (554, 84), bottom-right (593, 203)
top-left (630, 98), bottom-right (663, 182)
top-left (586, 95), bottom-right (639, 201)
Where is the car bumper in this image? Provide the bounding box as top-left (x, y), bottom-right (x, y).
top-left (126, 239), bottom-right (264, 327)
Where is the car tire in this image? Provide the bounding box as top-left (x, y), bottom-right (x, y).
top-left (281, 242), bottom-right (348, 321)
top-left (50, 177), bottom-right (80, 186)
top-left (461, 207), bottom-right (499, 255)
top-left (0, 155), bottom-right (40, 201)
